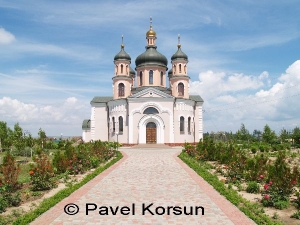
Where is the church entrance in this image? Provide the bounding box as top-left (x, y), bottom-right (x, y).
top-left (146, 122), bottom-right (157, 144)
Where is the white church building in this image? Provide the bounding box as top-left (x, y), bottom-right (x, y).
top-left (82, 22), bottom-right (204, 145)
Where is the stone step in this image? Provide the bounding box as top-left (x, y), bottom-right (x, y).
top-left (132, 144), bottom-right (172, 149)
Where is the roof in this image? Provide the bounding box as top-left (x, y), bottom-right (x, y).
top-left (131, 86), bottom-right (172, 95)
top-left (171, 46), bottom-right (188, 61)
top-left (114, 46), bottom-right (131, 61)
top-left (189, 95), bottom-right (204, 102)
top-left (135, 46), bottom-right (168, 68)
top-left (91, 96), bottom-right (113, 103)
top-left (82, 119), bottom-right (90, 129)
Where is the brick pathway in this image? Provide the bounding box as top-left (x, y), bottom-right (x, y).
top-left (31, 148), bottom-right (256, 225)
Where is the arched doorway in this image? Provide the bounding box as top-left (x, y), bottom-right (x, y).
top-left (146, 122), bottom-right (156, 144)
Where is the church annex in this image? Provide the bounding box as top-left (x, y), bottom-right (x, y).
top-left (82, 21), bottom-right (204, 145)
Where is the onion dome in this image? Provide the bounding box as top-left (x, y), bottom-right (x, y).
top-left (146, 25), bottom-right (156, 37)
top-left (130, 67), bottom-right (136, 77)
top-left (171, 44), bottom-right (188, 61)
top-left (168, 68), bottom-right (173, 77)
top-left (114, 44), bottom-right (131, 61)
top-left (135, 47), bottom-right (168, 68)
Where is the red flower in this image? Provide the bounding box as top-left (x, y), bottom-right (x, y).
top-left (264, 184), bottom-right (269, 190)
top-left (259, 174), bottom-right (264, 179)
top-left (292, 180), bottom-right (297, 185)
top-left (264, 194), bottom-right (270, 200)
top-left (29, 170), bottom-right (34, 175)
top-left (269, 181), bottom-right (272, 185)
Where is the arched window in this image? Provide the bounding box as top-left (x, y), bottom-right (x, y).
top-left (188, 117), bottom-right (191, 133)
top-left (140, 71), bottom-right (143, 86)
top-left (115, 65), bottom-right (117, 75)
top-left (180, 116), bottom-right (184, 133)
top-left (179, 64), bottom-right (182, 73)
top-left (119, 116), bottom-right (123, 133)
top-left (143, 107), bottom-right (159, 114)
top-left (149, 70), bottom-right (153, 84)
top-left (121, 64), bottom-right (123, 74)
top-left (118, 83), bottom-right (125, 97)
top-left (112, 117), bottom-right (115, 132)
top-left (184, 65), bottom-right (187, 74)
top-left (173, 64), bottom-right (176, 74)
top-left (126, 65), bottom-right (129, 75)
top-left (178, 83), bottom-right (184, 96)
top-left (160, 71), bottom-right (163, 85)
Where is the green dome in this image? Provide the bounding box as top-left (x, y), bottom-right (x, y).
top-left (114, 46), bottom-right (131, 61)
top-left (171, 45), bottom-right (188, 61)
top-left (168, 68), bottom-right (173, 77)
top-left (130, 67), bottom-right (135, 77)
top-left (135, 46), bottom-right (168, 68)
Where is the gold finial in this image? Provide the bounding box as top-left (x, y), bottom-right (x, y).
top-left (177, 34), bottom-right (181, 48)
top-left (146, 16), bottom-right (156, 37)
top-left (121, 35), bottom-right (124, 49)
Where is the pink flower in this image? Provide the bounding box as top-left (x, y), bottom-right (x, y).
top-left (264, 184), bottom-right (269, 190)
top-left (269, 181), bottom-right (272, 185)
top-left (259, 175), bottom-right (264, 179)
top-left (264, 194), bottom-right (270, 200)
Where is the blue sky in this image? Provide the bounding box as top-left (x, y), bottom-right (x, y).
top-left (0, 0), bottom-right (300, 137)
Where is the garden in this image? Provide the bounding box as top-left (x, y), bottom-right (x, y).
top-left (0, 121), bottom-right (121, 225)
top-left (182, 124), bottom-right (300, 225)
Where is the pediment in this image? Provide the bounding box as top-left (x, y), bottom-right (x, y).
top-left (130, 87), bottom-right (173, 99)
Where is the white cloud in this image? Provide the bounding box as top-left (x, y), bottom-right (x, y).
top-left (0, 97), bottom-right (90, 136)
top-left (0, 27), bottom-right (15, 44)
top-left (190, 60), bottom-right (300, 133)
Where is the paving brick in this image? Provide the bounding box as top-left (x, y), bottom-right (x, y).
top-left (31, 148), bottom-right (255, 224)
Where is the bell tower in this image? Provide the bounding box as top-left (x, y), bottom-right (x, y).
top-left (169, 34), bottom-right (189, 99)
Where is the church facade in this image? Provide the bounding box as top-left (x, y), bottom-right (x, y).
top-left (82, 22), bottom-right (204, 145)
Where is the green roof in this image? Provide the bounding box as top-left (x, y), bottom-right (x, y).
top-left (189, 95), bottom-right (204, 102)
top-left (91, 96), bottom-right (113, 103)
top-left (82, 119), bottom-right (90, 129)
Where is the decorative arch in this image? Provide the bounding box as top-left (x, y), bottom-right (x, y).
top-left (143, 107), bottom-right (159, 114)
top-left (138, 114), bottom-right (165, 144)
top-left (118, 83), bottom-right (125, 97)
top-left (178, 82), bottom-right (184, 96)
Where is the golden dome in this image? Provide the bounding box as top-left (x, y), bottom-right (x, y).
top-left (146, 25), bottom-right (156, 37)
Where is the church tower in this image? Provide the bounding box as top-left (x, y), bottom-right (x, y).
top-left (135, 18), bottom-right (168, 87)
top-left (113, 36), bottom-right (135, 99)
top-left (169, 35), bottom-right (189, 99)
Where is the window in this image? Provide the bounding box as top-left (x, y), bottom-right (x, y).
top-left (143, 107), bottom-right (159, 114)
top-left (173, 64), bottom-right (176, 74)
top-left (184, 65), bottom-right (187, 74)
top-left (115, 65), bottom-right (117, 75)
top-left (119, 116), bottom-right (123, 133)
top-left (149, 70), bottom-right (153, 84)
top-left (180, 116), bottom-right (184, 134)
top-left (121, 64), bottom-right (123, 73)
top-left (126, 65), bottom-right (129, 75)
top-left (118, 83), bottom-right (125, 97)
top-left (188, 117), bottom-right (191, 133)
top-left (178, 83), bottom-right (184, 96)
top-left (112, 117), bottom-right (115, 132)
top-left (179, 64), bottom-right (182, 73)
top-left (160, 71), bottom-right (163, 85)
top-left (140, 71), bottom-right (143, 86)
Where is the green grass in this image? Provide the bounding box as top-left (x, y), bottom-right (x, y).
top-left (12, 151), bottom-right (123, 225)
top-left (18, 163), bottom-right (31, 183)
top-left (178, 151), bottom-right (283, 225)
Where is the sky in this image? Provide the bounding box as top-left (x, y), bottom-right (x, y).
top-left (0, 0), bottom-right (299, 137)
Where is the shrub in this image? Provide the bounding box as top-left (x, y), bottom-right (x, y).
top-left (30, 153), bottom-right (56, 191)
top-left (246, 181), bottom-right (260, 193)
top-left (291, 210), bottom-right (300, 219)
top-left (1, 152), bottom-right (20, 190)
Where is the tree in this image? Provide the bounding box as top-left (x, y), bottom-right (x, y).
top-left (0, 121), bottom-right (13, 149)
top-left (252, 129), bottom-right (262, 141)
top-left (262, 124), bottom-right (277, 144)
top-left (292, 127), bottom-right (300, 145)
top-left (280, 128), bottom-right (290, 143)
top-left (236, 123), bottom-right (251, 141)
top-left (38, 128), bottom-right (47, 148)
top-left (12, 123), bottom-right (25, 154)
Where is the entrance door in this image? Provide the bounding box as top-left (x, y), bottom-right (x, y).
top-left (146, 122), bottom-right (157, 144)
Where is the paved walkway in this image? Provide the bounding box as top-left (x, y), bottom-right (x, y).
top-left (31, 148), bottom-right (256, 225)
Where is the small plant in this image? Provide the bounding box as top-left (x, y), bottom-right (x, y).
top-left (272, 212), bottom-right (279, 219)
top-left (291, 210), bottom-right (300, 219)
top-left (274, 200), bottom-right (290, 210)
top-left (246, 181), bottom-right (260, 193)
